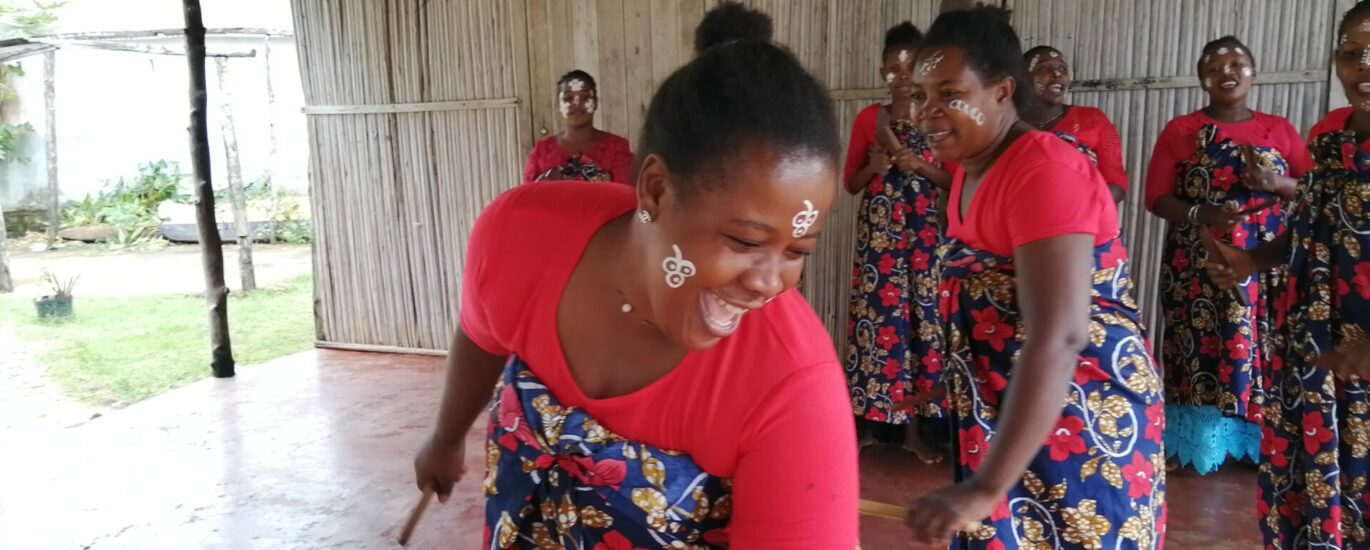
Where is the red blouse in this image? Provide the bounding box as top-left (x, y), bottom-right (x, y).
top-left (1308, 106), bottom-right (1370, 151)
top-left (948, 131), bottom-right (1118, 256)
top-left (459, 182), bottom-right (858, 548)
top-left (1144, 110), bottom-right (1313, 209)
top-left (1048, 105), bottom-right (1129, 191)
top-left (522, 132), bottom-right (635, 184)
top-left (843, 103), bottom-right (957, 188)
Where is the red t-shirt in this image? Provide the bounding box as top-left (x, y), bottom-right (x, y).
top-left (1144, 110), bottom-right (1313, 209)
top-left (1308, 106), bottom-right (1370, 151)
top-left (522, 132), bottom-right (635, 184)
top-left (948, 131), bottom-right (1118, 256)
top-left (458, 182), bottom-right (858, 548)
top-left (1048, 105), bottom-right (1128, 190)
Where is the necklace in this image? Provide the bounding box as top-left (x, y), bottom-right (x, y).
top-left (1023, 106), bottom-right (1067, 129)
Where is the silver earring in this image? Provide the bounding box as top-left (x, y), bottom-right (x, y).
top-left (637, 210), bottom-right (653, 223)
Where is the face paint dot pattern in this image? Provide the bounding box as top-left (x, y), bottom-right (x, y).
top-left (791, 200), bottom-right (819, 238)
top-left (919, 50), bottom-right (945, 76)
top-left (661, 245), bottom-right (697, 289)
top-left (885, 71), bottom-right (896, 84)
top-left (898, 49), bottom-right (910, 63)
top-left (949, 99), bottom-right (986, 126)
top-left (1241, 67), bottom-right (1254, 78)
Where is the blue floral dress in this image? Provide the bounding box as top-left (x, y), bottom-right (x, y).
top-left (847, 117), bottom-right (947, 427)
top-left (1258, 128), bottom-right (1370, 549)
top-left (484, 358), bottom-right (731, 549)
top-left (1160, 124), bottom-right (1292, 474)
top-left (940, 234), bottom-right (1166, 549)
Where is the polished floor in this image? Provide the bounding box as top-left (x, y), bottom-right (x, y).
top-left (0, 350), bottom-right (1262, 549)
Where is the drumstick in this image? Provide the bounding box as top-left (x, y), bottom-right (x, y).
top-left (398, 486), bottom-right (435, 546)
top-left (860, 499), bottom-right (982, 533)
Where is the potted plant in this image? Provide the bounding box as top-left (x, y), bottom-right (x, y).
top-left (34, 270), bottom-right (78, 319)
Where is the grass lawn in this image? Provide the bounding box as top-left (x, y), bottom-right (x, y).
top-left (0, 275), bottom-right (314, 405)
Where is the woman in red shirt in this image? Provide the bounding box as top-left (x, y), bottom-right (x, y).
top-left (522, 70), bottom-right (635, 184)
top-left (1019, 46), bottom-right (1129, 202)
top-left (843, 21), bottom-right (953, 463)
top-left (901, 7), bottom-right (1163, 547)
top-left (1145, 36), bottom-right (1311, 477)
top-left (1205, 2), bottom-right (1370, 544)
top-left (413, 3), bottom-right (857, 548)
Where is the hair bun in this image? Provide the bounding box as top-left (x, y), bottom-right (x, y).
top-left (694, 2), bottom-right (774, 53)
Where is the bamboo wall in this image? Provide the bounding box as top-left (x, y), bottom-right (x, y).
top-left (293, 0), bottom-right (1344, 353)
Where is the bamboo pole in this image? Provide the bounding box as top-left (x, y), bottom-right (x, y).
top-left (215, 57), bottom-right (255, 292)
top-left (43, 51), bottom-right (58, 245)
top-left (184, 0), bottom-right (234, 378)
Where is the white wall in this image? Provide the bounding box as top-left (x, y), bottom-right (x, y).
top-left (0, 0), bottom-right (307, 211)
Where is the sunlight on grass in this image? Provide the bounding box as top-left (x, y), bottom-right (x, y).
top-left (0, 275), bottom-right (314, 405)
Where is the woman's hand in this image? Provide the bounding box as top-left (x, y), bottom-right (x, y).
top-left (905, 478), bottom-right (1001, 544)
top-left (866, 145), bottom-right (893, 177)
top-left (1198, 203), bottom-right (1243, 232)
top-left (413, 434), bottom-right (468, 504)
top-left (891, 147), bottom-right (923, 174)
top-left (1317, 341), bottom-right (1370, 381)
top-left (1199, 230), bottom-right (1258, 289)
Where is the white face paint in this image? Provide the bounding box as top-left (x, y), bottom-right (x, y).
top-left (1202, 77), bottom-right (1215, 90)
top-left (1234, 47), bottom-right (1246, 56)
top-left (885, 71), bottom-right (896, 84)
top-left (1028, 56), bottom-right (1041, 73)
top-left (919, 50), bottom-right (945, 76)
top-left (584, 98), bottom-right (596, 114)
top-left (567, 78), bottom-right (586, 92)
top-left (1342, 34), bottom-right (1351, 46)
top-left (1358, 19), bottom-right (1370, 33)
top-left (1361, 48), bottom-right (1370, 67)
top-left (1241, 67), bottom-right (1255, 78)
top-left (949, 99), bottom-right (985, 126)
top-left (791, 200), bottom-right (819, 238)
top-left (1202, 54), bottom-right (1212, 64)
top-left (1359, 99), bottom-right (1370, 111)
top-left (1049, 51), bottom-right (1060, 58)
top-left (898, 49), bottom-right (910, 63)
top-left (559, 100), bottom-right (572, 118)
top-left (1222, 65), bottom-right (1235, 75)
top-left (1033, 82), bottom-right (1046, 96)
top-left (1216, 47), bottom-right (1231, 55)
top-left (661, 245), bottom-right (697, 289)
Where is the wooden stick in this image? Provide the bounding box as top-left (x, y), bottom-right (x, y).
top-left (398, 486), bottom-right (435, 546)
top-left (859, 499), bottom-right (905, 521)
top-left (183, 0), bottom-right (235, 378)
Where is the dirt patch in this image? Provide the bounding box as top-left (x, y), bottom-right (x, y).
top-left (5, 239), bottom-right (312, 298)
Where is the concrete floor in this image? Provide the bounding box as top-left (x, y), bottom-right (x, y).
top-left (0, 350), bottom-right (1263, 549)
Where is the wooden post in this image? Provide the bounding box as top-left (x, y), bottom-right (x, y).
top-left (263, 37), bottom-right (277, 181)
top-left (43, 51), bottom-right (57, 245)
top-left (0, 199), bottom-right (11, 293)
top-left (215, 57), bottom-right (255, 291)
top-left (184, 0), bottom-right (234, 378)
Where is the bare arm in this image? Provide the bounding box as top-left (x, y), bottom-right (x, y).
top-left (972, 233), bottom-right (1094, 494)
top-left (414, 327), bottom-right (508, 502)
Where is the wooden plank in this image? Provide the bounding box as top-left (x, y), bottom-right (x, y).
top-left (525, 0), bottom-right (554, 139)
top-left (509, 0), bottom-right (537, 152)
top-left (42, 27), bottom-right (292, 40)
top-left (302, 98), bottom-right (519, 115)
top-left (595, 0), bottom-right (629, 138)
top-left (622, 0), bottom-right (654, 146)
top-left (46, 40), bottom-right (256, 57)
